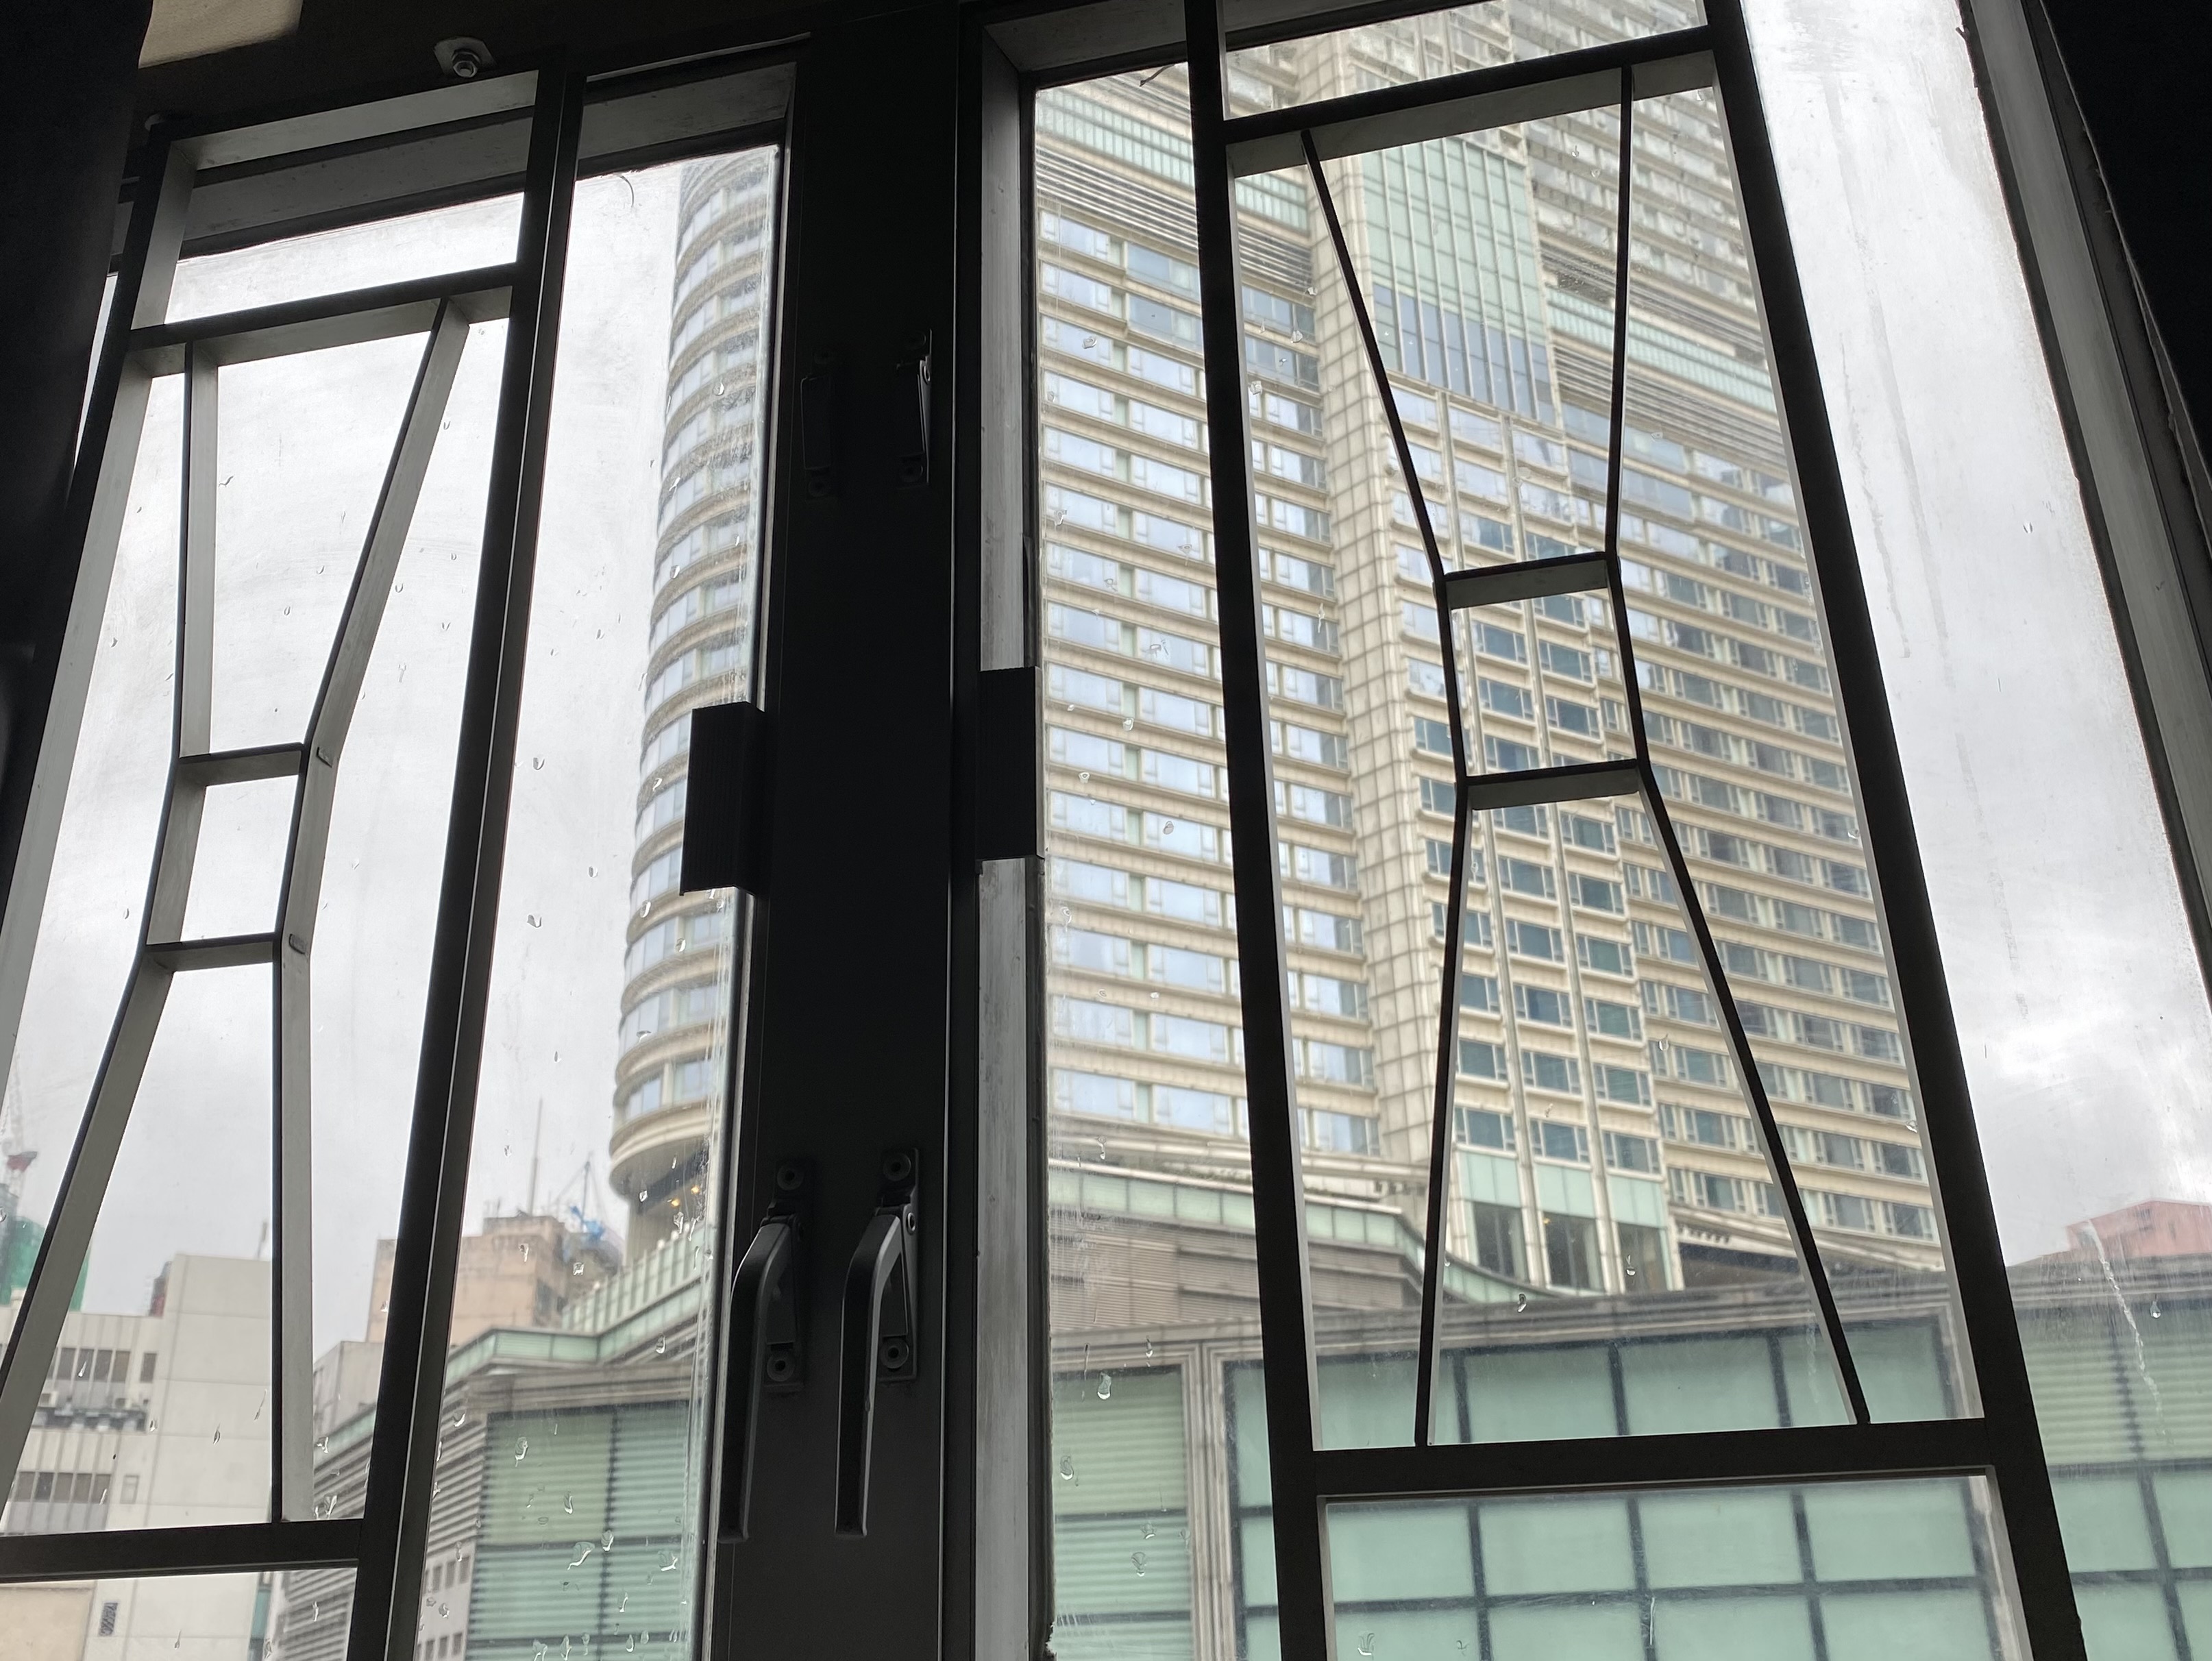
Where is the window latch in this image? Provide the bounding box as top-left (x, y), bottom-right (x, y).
top-left (720, 1164), bottom-right (807, 1542)
top-left (895, 333), bottom-right (931, 488)
top-left (680, 700), bottom-right (772, 896)
top-left (834, 1148), bottom-right (919, 1538)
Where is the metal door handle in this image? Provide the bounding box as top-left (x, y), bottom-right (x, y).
top-left (835, 1149), bottom-right (918, 1537)
top-left (722, 1179), bottom-right (804, 1541)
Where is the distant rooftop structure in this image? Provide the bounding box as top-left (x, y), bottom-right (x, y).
top-left (2063, 1198), bottom-right (2212, 1262)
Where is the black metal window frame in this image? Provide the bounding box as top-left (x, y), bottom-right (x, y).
top-left (0, 44), bottom-right (798, 1661)
top-left (1003, 0), bottom-right (2111, 1655)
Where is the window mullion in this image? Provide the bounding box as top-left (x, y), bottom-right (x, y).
top-left (342, 63), bottom-right (586, 1661)
top-left (1183, 5), bottom-right (1336, 1661)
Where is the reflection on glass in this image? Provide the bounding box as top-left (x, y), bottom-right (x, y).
top-left (1238, 1480), bottom-right (2020, 1660)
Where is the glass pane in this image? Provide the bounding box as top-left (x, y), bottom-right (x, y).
top-left (1225, 0), bottom-right (1706, 116)
top-left (1038, 66), bottom-right (1264, 1661)
top-left (167, 196), bottom-right (524, 322)
top-left (389, 144), bottom-right (777, 1661)
top-left (1746, 0), bottom-right (2212, 1636)
top-left (1285, 1479), bottom-right (2023, 1661)
top-left (3, 281), bottom-right (502, 1534)
top-left (0, 1568), bottom-right (334, 1658)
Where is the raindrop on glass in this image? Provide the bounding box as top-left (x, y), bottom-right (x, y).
top-left (569, 1545), bottom-right (593, 1568)
top-left (1057, 1453), bottom-right (1077, 1481)
top-left (601, 1530), bottom-right (615, 1551)
top-left (532, 756), bottom-right (545, 770)
top-left (1096, 1374), bottom-right (1111, 1401)
top-left (563, 1493), bottom-right (576, 1514)
top-left (515, 1437), bottom-right (530, 1462)
top-left (1130, 1552), bottom-right (1146, 1575)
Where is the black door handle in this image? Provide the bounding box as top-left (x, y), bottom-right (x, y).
top-left (721, 1172), bottom-right (805, 1542)
top-left (835, 1149), bottom-right (918, 1537)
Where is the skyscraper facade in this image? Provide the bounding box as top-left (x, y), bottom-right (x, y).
top-left (611, 153), bottom-right (778, 1255)
top-left (1039, 0), bottom-right (1935, 1338)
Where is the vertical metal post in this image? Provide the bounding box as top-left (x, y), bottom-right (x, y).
top-left (1703, 0), bottom-right (2087, 1651)
top-left (346, 66), bottom-right (582, 1661)
top-left (1183, 3), bottom-right (1334, 1656)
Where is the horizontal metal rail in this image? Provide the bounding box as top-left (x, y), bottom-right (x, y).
top-left (1441, 550), bottom-right (1609, 610)
top-left (127, 264), bottom-right (515, 373)
top-left (0, 1518), bottom-right (361, 1583)
top-left (175, 741), bottom-right (308, 787)
top-left (1312, 1417), bottom-right (1993, 1502)
top-left (143, 931), bottom-right (280, 970)
top-left (1462, 759), bottom-right (1638, 812)
top-left (1223, 27), bottom-right (1715, 174)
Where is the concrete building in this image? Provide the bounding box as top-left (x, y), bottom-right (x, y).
top-left (365, 1214), bottom-right (622, 1353)
top-left (1034, 0), bottom-right (1935, 1346)
top-left (0, 1255), bottom-right (275, 1660)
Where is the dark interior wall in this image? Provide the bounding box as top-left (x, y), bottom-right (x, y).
top-left (2040, 0), bottom-right (2212, 455)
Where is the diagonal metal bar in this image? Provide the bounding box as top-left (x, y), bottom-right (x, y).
top-left (269, 299), bottom-right (473, 1522)
top-left (1300, 128), bottom-right (1470, 1449)
top-left (1183, 4), bottom-right (1334, 1656)
top-left (1591, 70), bottom-right (1868, 1425)
top-left (347, 66), bottom-right (585, 1661)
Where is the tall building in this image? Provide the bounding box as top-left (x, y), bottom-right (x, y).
top-left (1037, 0), bottom-right (1936, 1338)
top-left (610, 152), bottom-right (778, 1255)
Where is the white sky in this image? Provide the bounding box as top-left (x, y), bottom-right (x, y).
top-left (9, 173), bottom-right (690, 1355)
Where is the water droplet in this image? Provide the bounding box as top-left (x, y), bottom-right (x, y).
top-left (654, 1337), bottom-right (667, 1355)
top-left (1122, 718), bottom-right (1134, 730)
top-left (1162, 820), bottom-right (1176, 833)
top-left (425, 1597), bottom-right (437, 1610)
top-left (1144, 1338), bottom-right (1155, 1358)
top-left (310, 1603), bottom-right (319, 1621)
top-left (2152, 1299), bottom-right (2164, 1318)
top-left (440, 1604), bottom-right (450, 1619)
top-left (452, 1410), bottom-right (467, 1428)
top-left (1096, 1374), bottom-right (1112, 1401)
top-left (528, 913), bottom-right (543, 928)
top-left (1130, 1551), bottom-right (1146, 1575)
top-left (570, 1545), bottom-right (593, 1568)
top-left (533, 756), bottom-right (545, 770)
top-left (587, 865), bottom-right (597, 877)
top-left (659, 1551), bottom-right (681, 1572)
top-left (212, 1426), bottom-right (222, 1442)
top-left (1142, 1520), bottom-right (1156, 1539)
top-left (563, 1493), bottom-right (576, 1513)
top-left (1357, 1635), bottom-right (1375, 1658)
top-left (601, 1530), bottom-right (615, 1550)
top-left (1057, 1453), bottom-right (1077, 1481)
top-left (1078, 770), bottom-right (1090, 783)
top-left (515, 1437), bottom-right (530, 1462)
top-left (572, 1261), bottom-right (584, 1275)
top-left (1514, 1292), bottom-right (1528, 1314)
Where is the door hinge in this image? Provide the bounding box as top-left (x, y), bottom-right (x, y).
top-left (681, 700), bottom-right (773, 896)
top-left (977, 665), bottom-right (1039, 863)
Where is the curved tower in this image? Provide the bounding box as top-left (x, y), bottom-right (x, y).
top-left (611, 151), bottom-right (776, 1253)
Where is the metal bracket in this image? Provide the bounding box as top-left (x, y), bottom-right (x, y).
top-left (976, 665), bottom-right (1040, 862)
top-left (834, 1148), bottom-right (919, 1538)
top-left (721, 1161), bottom-right (808, 1542)
top-left (680, 700), bottom-right (772, 896)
